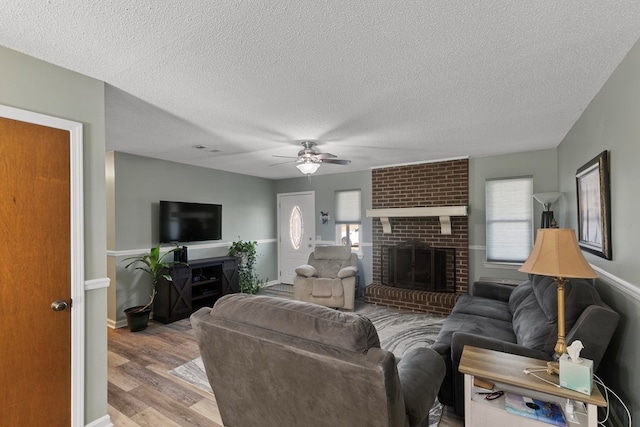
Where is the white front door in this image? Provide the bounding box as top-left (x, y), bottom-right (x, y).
top-left (278, 192), bottom-right (315, 284)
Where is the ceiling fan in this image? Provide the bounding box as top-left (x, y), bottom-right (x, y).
top-left (272, 141), bottom-right (351, 175)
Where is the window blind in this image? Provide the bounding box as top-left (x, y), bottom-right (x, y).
top-left (485, 177), bottom-right (533, 263)
top-left (335, 189), bottom-right (361, 224)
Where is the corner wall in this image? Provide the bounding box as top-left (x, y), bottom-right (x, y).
top-left (0, 45), bottom-right (108, 425)
top-left (468, 148), bottom-right (559, 283)
top-left (558, 38), bottom-right (640, 424)
top-left (106, 152), bottom-right (278, 326)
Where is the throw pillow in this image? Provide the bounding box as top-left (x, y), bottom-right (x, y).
top-left (337, 266), bottom-right (358, 278)
top-left (295, 264), bottom-right (317, 278)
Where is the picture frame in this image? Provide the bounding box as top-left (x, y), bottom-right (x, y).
top-left (575, 150), bottom-right (612, 259)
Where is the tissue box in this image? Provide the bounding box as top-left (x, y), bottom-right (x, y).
top-left (559, 353), bottom-right (593, 395)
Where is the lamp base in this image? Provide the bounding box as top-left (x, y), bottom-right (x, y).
top-left (541, 211), bottom-right (555, 228)
top-left (547, 360), bottom-right (559, 376)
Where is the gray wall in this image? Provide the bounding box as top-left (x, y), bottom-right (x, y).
top-left (275, 170), bottom-right (373, 287)
top-left (106, 152), bottom-right (278, 324)
top-left (468, 149), bottom-right (559, 283)
top-left (0, 46), bottom-right (108, 424)
top-left (558, 38), bottom-right (640, 424)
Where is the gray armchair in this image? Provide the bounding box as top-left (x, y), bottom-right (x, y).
top-left (293, 245), bottom-right (358, 310)
top-left (191, 294), bottom-right (446, 427)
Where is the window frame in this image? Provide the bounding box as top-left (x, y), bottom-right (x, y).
top-left (485, 176), bottom-right (534, 264)
top-left (334, 189), bottom-right (361, 252)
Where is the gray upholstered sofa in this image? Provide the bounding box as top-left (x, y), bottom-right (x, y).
top-left (431, 274), bottom-right (619, 416)
top-left (191, 294), bottom-right (445, 427)
top-left (293, 245), bottom-right (358, 310)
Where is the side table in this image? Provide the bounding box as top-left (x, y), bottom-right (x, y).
top-left (458, 346), bottom-right (606, 427)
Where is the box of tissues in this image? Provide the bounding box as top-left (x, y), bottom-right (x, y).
top-left (559, 341), bottom-right (593, 395)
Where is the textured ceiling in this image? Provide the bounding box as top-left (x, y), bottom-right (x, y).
top-left (2, 1), bottom-right (640, 179)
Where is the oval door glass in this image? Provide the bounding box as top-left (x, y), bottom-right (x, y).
top-left (290, 206), bottom-right (303, 249)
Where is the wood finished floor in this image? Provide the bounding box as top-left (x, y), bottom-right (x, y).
top-left (107, 317), bottom-right (464, 427)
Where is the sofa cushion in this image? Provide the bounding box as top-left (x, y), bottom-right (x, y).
top-left (211, 294), bottom-right (380, 353)
top-left (510, 276), bottom-right (605, 354)
top-left (451, 294), bottom-right (513, 323)
top-left (433, 311), bottom-right (517, 349)
top-left (510, 286), bottom-right (557, 353)
top-left (531, 275), bottom-right (603, 328)
top-left (508, 279), bottom-right (533, 314)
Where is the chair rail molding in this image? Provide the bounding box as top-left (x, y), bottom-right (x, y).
top-left (366, 206), bottom-right (468, 235)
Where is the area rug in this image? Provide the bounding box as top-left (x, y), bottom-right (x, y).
top-left (170, 300), bottom-right (446, 426)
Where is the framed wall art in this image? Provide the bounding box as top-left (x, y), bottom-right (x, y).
top-left (575, 150), bottom-right (612, 259)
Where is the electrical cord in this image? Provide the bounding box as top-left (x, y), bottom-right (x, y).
top-left (594, 374), bottom-right (632, 427)
top-left (522, 367), bottom-right (562, 388)
top-left (522, 368), bottom-right (632, 426)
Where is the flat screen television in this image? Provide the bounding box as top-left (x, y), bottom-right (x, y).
top-left (159, 200), bottom-right (222, 243)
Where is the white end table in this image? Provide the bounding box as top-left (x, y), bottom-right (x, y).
top-left (458, 346), bottom-right (606, 427)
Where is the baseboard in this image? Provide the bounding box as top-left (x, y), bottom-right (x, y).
top-left (107, 318), bottom-right (128, 329)
top-left (85, 414), bottom-right (113, 427)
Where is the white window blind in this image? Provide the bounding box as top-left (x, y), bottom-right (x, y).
top-left (335, 189), bottom-right (361, 224)
top-left (485, 177), bottom-right (533, 263)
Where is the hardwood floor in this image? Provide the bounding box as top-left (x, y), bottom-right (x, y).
top-left (107, 317), bottom-right (464, 427)
top-left (108, 319), bottom-right (223, 426)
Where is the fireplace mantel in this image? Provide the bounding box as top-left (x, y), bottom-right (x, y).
top-left (366, 206), bottom-right (468, 235)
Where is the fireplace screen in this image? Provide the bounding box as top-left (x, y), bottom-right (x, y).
top-left (382, 241), bottom-right (455, 292)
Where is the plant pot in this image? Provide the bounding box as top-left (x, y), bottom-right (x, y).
top-left (124, 306), bottom-right (152, 332)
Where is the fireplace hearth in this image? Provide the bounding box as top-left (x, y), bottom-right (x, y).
top-left (382, 241), bottom-right (455, 293)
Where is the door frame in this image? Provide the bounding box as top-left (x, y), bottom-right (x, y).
top-left (0, 105), bottom-right (85, 426)
top-left (277, 191), bottom-right (315, 284)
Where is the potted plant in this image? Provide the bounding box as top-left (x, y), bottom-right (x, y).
top-left (229, 238), bottom-right (264, 294)
top-left (123, 244), bottom-right (179, 331)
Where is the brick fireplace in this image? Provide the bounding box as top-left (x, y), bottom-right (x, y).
top-left (364, 159), bottom-right (468, 315)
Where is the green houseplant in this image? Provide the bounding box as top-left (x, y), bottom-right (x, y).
top-left (123, 244), bottom-right (179, 331)
top-left (229, 238), bottom-right (264, 294)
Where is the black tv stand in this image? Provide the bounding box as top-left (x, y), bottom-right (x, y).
top-left (154, 255), bottom-right (239, 324)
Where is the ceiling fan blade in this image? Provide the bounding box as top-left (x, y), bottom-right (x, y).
top-left (314, 152), bottom-right (337, 160)
top-left (269, 159), bottom-right (296, 166)
top-left (272, 154), bottom-right (297, 159)
top-left (321, 158), bottom-right (351, 165)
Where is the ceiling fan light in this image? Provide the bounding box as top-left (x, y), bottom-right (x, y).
top-left (296, 162), bottom-right (321, 175)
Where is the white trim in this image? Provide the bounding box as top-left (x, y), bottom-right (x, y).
top-left (0, 105), bottom-right (85, 427)
top-left (482, 262), bottom-right (522, 270)
top-left (370, 155), bottom-right (469, 170)
top-left (84, 414), bottom-right (113, 427)
top-left (469, 245), bottom-right (486, 251)
top-left (85, 277), bottom-right (111, 291)
top-left (592, 265), bottom-right (640, 301)
top-left (366, 206), bottom-right (468, 234)
top-left (108, 318), bottom-right (129, 329)
top-left (106, 238), bottom-right (277, 257)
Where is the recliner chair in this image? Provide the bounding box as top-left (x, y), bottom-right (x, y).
top-left (293, 245), bottom-right (358, 310)
top-left (191, 294), bottom-right (446, 427)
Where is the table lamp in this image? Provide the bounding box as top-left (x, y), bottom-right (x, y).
top-left (519, 228), bottom-right (597, 374)
top-left (533, 192), bottom-right (562, 228)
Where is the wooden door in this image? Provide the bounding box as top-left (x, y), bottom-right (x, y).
top-left (0, 117), bottom-right (72, 425)
top-left (278, 192), bottom-right (315, 284)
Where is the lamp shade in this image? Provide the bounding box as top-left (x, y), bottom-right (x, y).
top-left (519, 228), bottom-right (597, 279)
top-left (533, 192), bottom-right (562, 210)
top-left (296, 161), bottom-right (321, 175)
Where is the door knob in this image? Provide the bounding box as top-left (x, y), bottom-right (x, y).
top-left (51, 300), bottom-right (69, 312)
